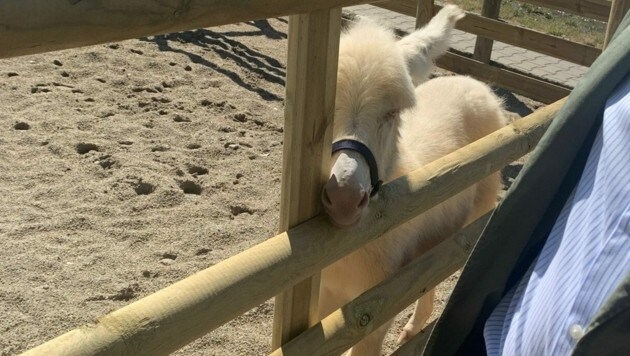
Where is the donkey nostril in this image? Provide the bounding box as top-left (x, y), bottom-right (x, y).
top-left (322, 188), bottom-right (333, 207)
top-left (358, 191), bottom-right (369, 209)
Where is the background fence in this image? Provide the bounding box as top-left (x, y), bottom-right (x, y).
top-left (0, 0), bottom-right (624, 354)
top-left (374, 0), bottom-right (628, 103)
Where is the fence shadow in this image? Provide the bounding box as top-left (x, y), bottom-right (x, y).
top-left (140, 20), bottom-right (287, 102)
top-left (492, 87), bottom-right (535, 117)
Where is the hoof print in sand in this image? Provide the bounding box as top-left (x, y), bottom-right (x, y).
top-left (196, 248), bottom-right (212, 256)
top-left (151, 145), bottom-right (170, 152)
top-left (86, 283), bottom-right (140, 302)
top-left (230, 205), bottom-right (253, 217)
top-left (110, 284), bottom-right (141, 301)
top-left (30, 86), bottom-right (51, 94)
top-left (14, 122), bottom-right (30, 130)
top-left (233, 113), bottom-right (248, 123)
top-left (159, 253), bottom-right (177, 266)
top-left (132, 181), bottom-right (156, 196)
top-left (98, 155), bottom-right (116, 169)
top-left (75, 142), bottom-right (99, 154)
top-left (187, 165), bottom-right (209, 176)
top-left (142, 270), bottom-right (159, 278)
top-left (179, 180), bottom-right (202, 195)
top-left (162, 252), bottom-right (178, 260)
top-left (173, 115), bottom-right (191, 123)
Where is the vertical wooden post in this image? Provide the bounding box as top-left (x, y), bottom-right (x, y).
top-left (271, 7), bottom-right (342, 350)
top-left (604, 0), bottom-right (630, 48)
top-left (473, 0), bottom-right (502, 63)
top-left (415, 0), bottom-right (435, 28)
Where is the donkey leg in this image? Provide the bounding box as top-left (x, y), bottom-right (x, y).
top-left (347, 318), bottom-right (395, 356)
top-left (318, 279), bottom-right (345, 321)
top-left (397, 288), bottom-right (435, 344)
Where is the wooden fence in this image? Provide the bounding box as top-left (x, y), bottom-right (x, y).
top-left (0, 0), bottom-right (585, 354)
top-left (375, 0), bottom-right (628, 103)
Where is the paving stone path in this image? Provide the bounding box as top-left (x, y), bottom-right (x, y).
top-left (347, 4), bottom-right (588, 87)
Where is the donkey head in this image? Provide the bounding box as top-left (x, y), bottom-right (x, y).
top-left (322, 6), bottom-right (464, 227)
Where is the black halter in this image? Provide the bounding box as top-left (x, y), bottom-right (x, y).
top-left (331, 139), bottom-right (383, 197)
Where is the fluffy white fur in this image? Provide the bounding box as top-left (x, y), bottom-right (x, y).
top-left (320, 6), bottom-right (507, 355)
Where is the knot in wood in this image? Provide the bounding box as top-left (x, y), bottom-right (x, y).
top-left (358, 313), bottom-right (371, 328)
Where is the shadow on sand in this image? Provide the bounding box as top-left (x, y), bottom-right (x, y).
top-left (141, 20), bottom-right (287, 102)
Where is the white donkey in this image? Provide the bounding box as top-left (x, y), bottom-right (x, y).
top-left (319, 5), bottom-right (507, 355)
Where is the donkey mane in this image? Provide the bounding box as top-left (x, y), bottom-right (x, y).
top-left (337, 18), bottom-right (417, 119)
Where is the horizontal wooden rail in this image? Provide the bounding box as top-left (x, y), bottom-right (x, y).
top-left (0, 0), bottom-right (371, 59)
top-left (520, 0), bottom-right (612, 21)
top-left (375, 0), bottom-right (611, 21)
top-left (459, 9), bottom-right (601, 66)
top-left (23, 99), bottom-right (565, 356)
top-left (437, 52), bottom-right (571, 103)
top-left (271, 211), bottom-right (492, 356)
top-left (377, 0), bottom-right (602, 66)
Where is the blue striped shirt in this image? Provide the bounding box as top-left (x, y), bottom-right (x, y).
top-left (484, 74), bottom-right (630, 356)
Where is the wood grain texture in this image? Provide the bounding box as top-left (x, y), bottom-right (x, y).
top-left (272, 8), bottom-right (342, 349)
top-left (270, 213), bottom-right (492, 356)
top-left (377, 1), bottom-right (602, 66)
top-left (473, 0), bottom-right (502, 64)
top-left (519, 0), bottom-right (612, 21)
top-left (437, 52), bottom-right (571, 103)
top-left (0, 0), bottom-right (369, 59)
top-left (22, 100), bottom-right (565, 356)
top-left (604, 0), bottom-right (630, 47)
top-left (459, 8), bottom-right (601, 66)
top-left (415, 0), bottom-right (434, 28)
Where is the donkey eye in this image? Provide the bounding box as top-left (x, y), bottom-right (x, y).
top-left (384, 110), bottom-right (398, 121)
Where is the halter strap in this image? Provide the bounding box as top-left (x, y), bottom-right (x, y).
top-left (331, 139), bottom-right (383, 197)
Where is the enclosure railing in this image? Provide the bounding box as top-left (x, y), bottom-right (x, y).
top-left (374, 0), bottom-right (628, 103)
top-left (21, 98), bottom-right (565, 355)
top-left (0, 1), bottom-right (574, 355)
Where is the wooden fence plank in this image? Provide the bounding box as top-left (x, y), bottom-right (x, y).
top-left (604, 0), bottom-right (630, 46)
top-left (415, 0), bottom-right (434, 28)
top-left (437, 52), bottom-right (571, 104)
top-left (377, 0), bottom-right (602, 66)
top-left (270, 212), bottom-right (493, 356)
top-left (272, 7), bottom-right (342, 349)
top-left (459, 9), bottom-right (601, 66)
top-left (377, 0), bottom-right (416, 15)
top-left (473, 0), bottom-right (502, 64)
top-left (0, 0), bottom-right (370, 59)
top-left (519, 0), bottom-right (612, 21)
top-left (23, 99), bottom-right (565, 356)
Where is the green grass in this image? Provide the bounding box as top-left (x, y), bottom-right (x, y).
top-left (445, 0), bottom-right (607, 48)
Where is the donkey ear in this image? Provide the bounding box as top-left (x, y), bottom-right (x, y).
top-left (397, 5), bottom-right (464, 86)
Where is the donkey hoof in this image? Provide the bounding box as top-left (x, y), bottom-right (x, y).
top-left (396, 330), bottom-right (411, 345)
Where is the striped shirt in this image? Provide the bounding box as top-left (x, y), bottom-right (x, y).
top-left (484, 74), bottom-right (630, 356)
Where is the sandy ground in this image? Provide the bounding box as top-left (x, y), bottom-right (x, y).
top-left (0, 18), bottom-right (537, 356)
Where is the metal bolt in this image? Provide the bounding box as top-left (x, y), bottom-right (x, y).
top-left (359, 314), bottom-right (371, 327)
